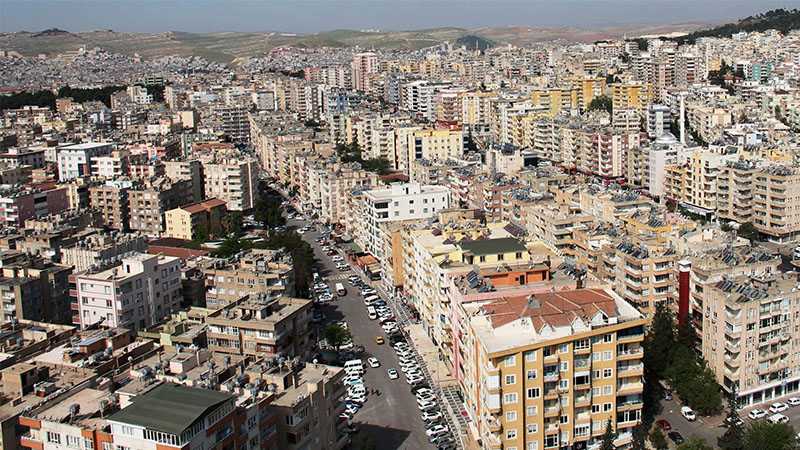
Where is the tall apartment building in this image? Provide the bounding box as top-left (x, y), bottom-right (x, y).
top-left (206, 296), bottom-right (313, 359)
top-left (459, 288), bottom-right (646, 450)
top-left (218, 106), bottom-right (250, 143)
top-left (352, 52), bottom-right (379, 91)
top-left (611, 83), bottom-right (652, 116)
top-left (128, 178), bottom-right (195, 235)
top-left (646, 105), bottom-right (671, 138)
top-left (362, 183), bottom-right (451, 259)
top-left (0, 253), bottom-right (72, 326)
top-left (56, 142), bottom-right (114, 181)
top-left (202, 249), bottom-right (295, 309)
top-left (61, 231), bottom-right (149, 273)
top-left (164, 158), bottom-right (204, 201)
top-left (0, 182), bottom-right (69, 228)
top-left (399, 128), bottom-right (466, 172)
top-left (72, 253), bottom-right (182, 331)
top-left (569, 77), bottom-right (607, 110)
top-left (202, 157), bottom-right (258, 211)
top-left (89, 179), bottom-right (134, 231)
top-left (716, 160), bottom-right (761, 226)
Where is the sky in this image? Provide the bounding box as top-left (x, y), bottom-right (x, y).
top-left (3, 0), bottom-right (800, 34)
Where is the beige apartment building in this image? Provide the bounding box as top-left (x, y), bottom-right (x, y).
top-left (201, 156), bottom-right (258, 211)
top-left (459, 288), bottom-right (646, 450)
top-left (202, 249), bottom-right (294, 309)
top-left (206, 296), bottom-right (313, 359)
top-left (611, 83), bottom-right (652, 116)
top-left (128, 178), bottom-right (194, 236)
top-left (89, 179), bottom-right (134, 231)
top-left (164, 198), bottom-right (227, 240)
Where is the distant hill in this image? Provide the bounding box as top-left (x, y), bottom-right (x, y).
top-left (455, 34), bottom-right (495, 51)
top-left (675, 8), bottom-right (800, 44)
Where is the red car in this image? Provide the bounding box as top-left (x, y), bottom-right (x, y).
top-left (656, 419), bottom-right (671, 431)
top-left (326, 250), bottom-right (337, 256)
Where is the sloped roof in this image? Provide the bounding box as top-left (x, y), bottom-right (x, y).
top-left (480, 288), bottom-right (620, 330)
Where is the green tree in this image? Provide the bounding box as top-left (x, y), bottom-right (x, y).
top-left (737, 222), bottom-right (760, 242)
top-left (643, 301), bottom-right (676, 380)
top-left (677, 436), bottom-right (714, 450)
top-left (361, 157), bottom-right (393, 175)
top-left (323, 324), bottom-right (352, 352)
top-left (744, 419), bottom-right (798, 450)
top-left (649, 426), bottom-right (668, 450)
top-left (599, 420), bottom-right (616, 450)
top-left (222, 212), bottom-right (244, 236)
top-left (215, 233), bottom-right (253, 258)
top-left (254, 197), bottom-right (286, 230)
top-left (718, 395), bottom-right (745, 450)
top-left (630, 422), bottom-right (648, 450)
top-left (676, 314), bottom-right (699, 351)
top-left (353, 433), bottom-right (377, 450)
top-left (587, 95), bottom-right (613, 114)
top-left (688, 365), bottom-right (722, 415)
top-left (193, 224), bottom-right (209, 244)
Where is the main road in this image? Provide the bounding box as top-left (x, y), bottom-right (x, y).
top-left (287, 215), bottom-right (435, 450)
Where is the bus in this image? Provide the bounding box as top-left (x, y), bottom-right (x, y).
top-left (335, 283), bottom-right (346, 296)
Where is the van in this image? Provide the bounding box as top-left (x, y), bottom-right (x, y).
top-left (365, 295), bottom-right (380, 304)
top-left (344, 359), bottom-right (363, 371)
top-left (680, 406), bottom-right (696, 421)
top-left (768, 413), bottom-right (789, 424)
top-left (335, 283), bottom-right (346, 296)
top-left (367, 306), bottom-right (377, 320)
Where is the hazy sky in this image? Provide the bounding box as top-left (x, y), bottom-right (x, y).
top-left (3, 0), bottom-right (800, 34)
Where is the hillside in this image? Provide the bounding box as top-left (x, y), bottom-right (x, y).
top-left (675, 8), bottom-right (800, 44)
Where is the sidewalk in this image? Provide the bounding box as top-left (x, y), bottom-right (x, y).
top-left (407, 324), bottom-right (457, 388)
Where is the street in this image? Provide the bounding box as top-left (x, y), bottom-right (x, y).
top-left (287, 215), bottom-right (435, 450)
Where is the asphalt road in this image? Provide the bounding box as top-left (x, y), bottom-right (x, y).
top-left (653, 393), bottom-right (800, 447)
top-left (287, 216), bottom-right (434, 450)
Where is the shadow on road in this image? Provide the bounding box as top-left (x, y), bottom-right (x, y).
top-left (356, 423), bottom-right (412, 450)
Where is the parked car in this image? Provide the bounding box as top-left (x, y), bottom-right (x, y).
top-left (681, 406), bottom-right (696, 421)
top-left (425, 424), bottom-right (449, 437)
top-left (375, 336), bottom-right (385, 344)
top-left (656, 419), bottom-right (671, 431)
top-left (769, 402), bottom-right (788, 413)
top-left (748, 409), bottom-right (767, 420)
top-left (787, 397), bottom-right (800, 406)
top-left (662, 390), bottom-right (673, 400)
top-left (667, 431), bottom-right (684, 444)
top-left (387, 369), bottom-right (399, 379)
top-left (368, 357), bottom-right (380, 368)
top-left (768, 413), bottom-right (789, 424)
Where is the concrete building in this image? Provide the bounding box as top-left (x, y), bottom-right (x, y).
top-left (61, 231), bottom-right (149, 273)
top-left (647, 105), bottom-right (671, 139)
top-left (128, 178), bottom-right (195, 235)
top-left (206, 296), bottom-right (313, 359)
top-left (89, 179), bottom-right (134, 231)
top-left (72, 253), bottom-right (182, 331)
top-left (56, 142), bottom-right (114, 181)
top-left (202, 157), bottom-right (258, 211)
top-left (352, 52), bottom-right (379, 92)
top-left (202, 249), bottom-right (294, 309)
top-left (164, 198), bottom-right (227, 240)
top-left (0, 253), bottom-right (72, 326)
top-left (0, 182), bottom-right (69, 229)
top-left (459, 287), bottom-right (646, 450)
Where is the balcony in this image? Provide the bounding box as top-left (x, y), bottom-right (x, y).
top-left (487, 416), bottom-right (502, 432)
top-left (617, 400), bottom-right (643, 411)
top-left (617, 364), bottom-right (644, 377)
top-left (617, 348), bottom-right (644, 360)
top-left (544, 405), bottom-right (561, 418)
top-left (617, 382), bottom-right (643, 394)
top-left (484, 432), bottom-right (503, 450)
top-left (575, 395), bottom-right (591, 407)
top-left (617, 333), bottom-right (644, 343)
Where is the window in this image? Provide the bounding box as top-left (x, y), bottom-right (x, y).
top-left (592, 370), bottom-right (601, 379)
top-left (575, 425), bottom-right (590, 437)
top-left (575, 338), bottom-right (590, 350)
top-left (506, 410), bottom-right (517, 422)
top-left (559, 361), bottom-right (569, 372)
top-left (504, 393), bottom-right (518, 404)
top-left (603, 368), bottom-right (613, 378)
top-left (526, 369), bottom-right (538, 380)
top-left (498, 254), bottom-right (504, 261)
top-left (527, 406), bottom-right (538, 417)
top-left (525, 351), bottom-right (537, 362)
top-left (544, 434), bottom-right (559, 448)
top-left (527, 423), bottom-right (538, 434)
top-left (559, 415), bottom-right (569, 424)
top-left (592, 404), bottom-right (601, 413)
top-left (603, 351), bottom-right (613, 361)
top-left (592, 352), bottom-right (601, 362)
top-left (603, 333), bottom-right (613, 343)
top-left (67, 435), bottom-right (81, 447)
top-left (120, 425), bottom-right (134, 436)
top-left (528, 442), bottom-right (539, 450)
top-left (527, 387), bottom-right (540, 399)
top-left (592, 387), bottom-right (601, 397)
top-left (559, 379), bottom-right (569, 390)
top-left (505, 374), bottom-right (516, 385)
top-left (505, 355), bottom-right (516, 367)
top-left (603, 385), bottom-right (613, 396)
top-left (47, 432), bottom-right (61, 444)
top-left (84, 438), bottom-right (94, 449)
top-left (603, 402), bottom-right (612, 412)
top-left (558, 343), bottom-right (569, 353)
top-left (506, 429), bottom-right (517, 440)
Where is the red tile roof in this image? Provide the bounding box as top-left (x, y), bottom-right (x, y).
top-left (480, 288), bottom-right (619, 330)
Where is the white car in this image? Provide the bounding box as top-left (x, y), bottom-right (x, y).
top-left (680, 406), bottom-right (696, 421)
top-left (422, 410), bottom-right (443, 422)
top-left (368, 357), bottom-right (380, 368)
top-left (787, 397), bottom-right (800, 406)
top-left (407, 375), bottom-right (425, 385)
top-left (387, 369), bottom-right (399, 379)
top-left (331, 255), bottom-right (344, 262)
top-left (748, 409), bottom-right (767, 419)
top-left (425, 424), bottom-right (449, 437)
top-left (769, 402), bottom-right (788, 413)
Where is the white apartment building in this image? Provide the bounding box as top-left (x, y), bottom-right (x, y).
top-left (73, 253), bottom-right (182, 332)
top-left (57, 142), bottom-right (114, 181)
top-left (647, 132), bottom-right (687, 198)
top-left (362, 183), bottom-right (451, 259)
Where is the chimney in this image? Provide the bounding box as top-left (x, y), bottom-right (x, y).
top-left (678, 259), bottom-right (691, 325)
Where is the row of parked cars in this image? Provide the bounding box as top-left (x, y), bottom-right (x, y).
top-left (391, 341), bottom-right (456, 449)
top-left (747, 397), bottom-right (800, 424)
top-left (341, 359), bottom-right (368, 421)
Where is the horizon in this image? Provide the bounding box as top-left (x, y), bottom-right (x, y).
top-left (3, 0), bottom-right (800, 35)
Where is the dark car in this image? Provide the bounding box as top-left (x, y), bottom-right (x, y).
top-left (668, 431), bottom-right (684, 444)
top-left (656, 419), bottom-right (671, 431)
top-left (662, 390), bottom-right (673, 400)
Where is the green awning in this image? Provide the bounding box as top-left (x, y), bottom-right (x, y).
top-left (347, 242), bottom-right (363, 253)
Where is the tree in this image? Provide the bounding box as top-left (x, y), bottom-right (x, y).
top-left (599, 420), bottom-right (616, 450)
top-left (255, 230), bottom-right (316, 297)
top-left (718, 394), bottom-right (745, 450)
top-left (737, 222), bottom-right (760, 243)
top-left (222, 212), bottom-right (243, 236)
top-left (193, 224), bottom-right (209, 243)
top-left (254, 197), bottom-right (285, 230)
top-left (630, 422), bottom-right (648, 450)
top-left (649, 426), bottom-right (668, 450)
top-left (744, 419), bottom-right (798, 450)
top-left (361, 157), bottom-right (392, 175)
top-left (587, 95), bottom-right (613, 114)
top-left (353, 433), bottom-right (377, 450)
top-left (676, 314), bottom-right (699, 351)
top-left (643, 301), bottom-right (676, 380)
top-left (323, 324), bottom-right (352, 351)
top-left (677, 436), bottom-right (714, 450)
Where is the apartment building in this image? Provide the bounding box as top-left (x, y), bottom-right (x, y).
top-left (218, 106), bottom-right (250, 143)
top-left (89, 179), bottom-right (134, 231)
top-left (61, 231), bottom-right (148, 273)
top-left (611, 83), bottom-right (652, 116)
top-left (753, 165), bottom-right (800, 243)
top-left (399, 127), bottom-right (466, 172)
top-left (206, 296), bottom-right (313, 359)
top-left (251, 362), bottom-right (348, 450)
top-left (72, 253), bottom-right (182, 331)
top-left (716, 160), bottom-right (761, 226)
top-left (361, 183), bottom-right (451, 259)
top-left (0, 182), bottom-right (69, 228)
top-left (202, 249), bottom-right (294, 309)
top-left (647, 105), bottom-right (671, 138)
top-left (0, 253), bottom-right (72, 326)
top-left (201, 156), bottom-right (258, 211)
top-left (525, 201), bottom-right (595, 254)
top-left (530, 87), bottom-right (580, 115)
top-left (663, 148), bottom-right (737, 215)
top-left (164, 198), bottom-right (227, 240)
top-left (352, 52), bottom-right (379, 91)
top-left (56, 142), bottom-right (114, 181)
top-left (164, 158), bottom-right (204, 201)
top-left (569, 77), bottom-right (607, 110)
top-left (92, 149), bottom-right (131, 179)
top-left (459, 288), bottom-right (646, 450)
top-left (128, 178), bottom-right (195, 235)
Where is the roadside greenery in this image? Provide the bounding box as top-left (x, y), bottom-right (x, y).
top-left (323, 324), bottom-right (352, 352)
top-left (335, 142), bottom-right (393, 175)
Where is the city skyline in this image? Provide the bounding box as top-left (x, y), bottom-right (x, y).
top-left (3, 0), bottom-right (800, 34)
